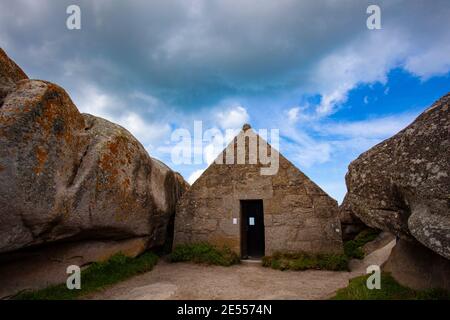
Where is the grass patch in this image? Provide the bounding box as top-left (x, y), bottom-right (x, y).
top-left (332, 272), bottom-right (450, 300)
top-left (344, 228), bottom-right (380, 259)
top-left (14, 252), bottom-right (158, 300)
top-left (263, 228), bottom-right (381, 272)
top-left (169, 242), bottom-right (240, 266)
top-left (262, 251), bottom-right (349, 271)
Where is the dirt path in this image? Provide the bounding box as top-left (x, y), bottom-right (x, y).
top-left (85, 240), bottom-right (395, 300)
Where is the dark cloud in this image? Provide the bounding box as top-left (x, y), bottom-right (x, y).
top-left (6, 0), bottom-right (449, 109)
top-left (1, 0), bottom-right (449, 126)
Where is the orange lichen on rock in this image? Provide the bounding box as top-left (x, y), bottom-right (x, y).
top-left (0, 48), bottom-right (28, 82)
top-left (123, 177), bottom-right (130, 188)
top-left (34, 145), bottom-right (48, 175)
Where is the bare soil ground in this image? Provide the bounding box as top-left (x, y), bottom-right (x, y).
top-left (85, 240), bottom-right (395, 300)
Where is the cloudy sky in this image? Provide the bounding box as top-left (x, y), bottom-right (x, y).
top-left (1, 0), bottom-right (449, 202)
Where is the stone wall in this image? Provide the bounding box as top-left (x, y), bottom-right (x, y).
top-left (174, 127), bottom-right (343, 256)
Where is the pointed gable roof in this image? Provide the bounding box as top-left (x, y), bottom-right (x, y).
top-left (190, 123), bottom-right (330, 197)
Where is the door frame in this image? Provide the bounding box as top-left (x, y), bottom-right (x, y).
top-left (240, 199), bottom-right (265, 259)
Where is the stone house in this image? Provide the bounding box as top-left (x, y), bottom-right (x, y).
top-left (173, 124), bottom-right (343, 258)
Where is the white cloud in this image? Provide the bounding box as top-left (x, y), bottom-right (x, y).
top-left (287, 107), bottom-right (300, 123)
top-left (317, 112), bottom-right (417, 139)
top-left (310, 31), bottom-right (408, 116)
top-left (75, 85), bottom-right (118, 119)
top-left (293, 142), bottom-right (332, 168)
top-left (278, 123), bottom-right (332, 168)
top-left (74, 84), bottom-right (172, 153)
top-left (216, 105), bottom-right (249, 130)
top-left (274, 109), bottom-right (419, 171)
top-left (116, 112), bottom-right (172, 150)
top-left (404, 42), bottom-right (450, 79)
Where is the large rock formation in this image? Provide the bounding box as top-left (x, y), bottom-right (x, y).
top-left (383, 238), bottom-right (450, 291)
top-left (0, 49), bottom-right (187, 296)
top-left (341, 93), bottom-right (450, 290)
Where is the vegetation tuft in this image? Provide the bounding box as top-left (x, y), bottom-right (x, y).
top-left (262, 251), bottom-right (349, 271)
top-left (170, 242), bottom-right (240, 266)
top-left (262, 228), bottom-right (383, 272)
top-left (344, 228), bottom-right (380, 259)
top-left (14, 252), bottom-right (158, 300)
top-left (332, 272), bottom-right (450, 300)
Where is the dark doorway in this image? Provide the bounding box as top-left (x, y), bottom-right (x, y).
top-left (240, 200), bottom-right (265, 259)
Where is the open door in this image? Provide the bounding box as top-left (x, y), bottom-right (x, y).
top-left (240, 200), bottom-right (265, 259)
